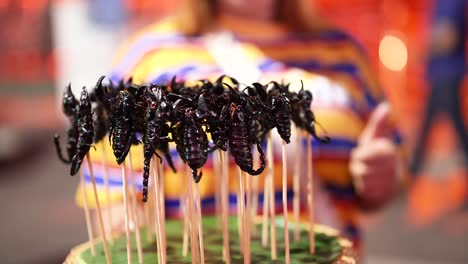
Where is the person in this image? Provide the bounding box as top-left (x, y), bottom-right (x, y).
top-left (80, 0), bottom-right (403, 254)
top-left (410, 0), bottom-right (468, 175)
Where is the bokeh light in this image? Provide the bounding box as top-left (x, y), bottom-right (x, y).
top-left (379, 34), bottom-right (408, 71)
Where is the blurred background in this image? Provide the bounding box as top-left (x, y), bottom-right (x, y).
top-left (0, 0), bottom-right (466, 263)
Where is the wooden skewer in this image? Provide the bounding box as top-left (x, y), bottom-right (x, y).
top-left (157, 159), bottom-right (167, 264)
top-left (180, 158), bottom-right (189, 257)
top-left (236, 169), bottom-right (244, 255)
top-left (182, 194), bottom-right (189, 257)
top-left (121, 160), bottom-right (132, 264)
top-left (267, 134), bottom-right (277, 260)
top-left (101, 143), bottom-right (113, 243)
top-left (261, 158), bottom-right (270, 247)
top-left (244, 171), bottom-right (251, 264)
top-left (220, 151), bottom-right (230, 263)
top-left (151, 158), bottom-right (163, 264)
top-left (186, 165), bottom-right (199, 264)
top-left (195, 179), bottom-right (205, 264)
top-left (237, 167), bottom-right (247, 263)
top-left (282, 141), bottom-right (290, 264)
top-left (86, 154), bottom-right (112, 264)
top-left (251, 147), bottom-right (260, 235)
top-left (128, 153), bottom-right (143, 264)
top-left (144, 195), bottom-right (153, 242)
top-left (79, 169), bottom-right (95, 256)
top-left (306, 134), bottom-right (315, 254)
top-left (214, 150), bottom-right (222, 228)
top-left (293, 129), bottom-right (302, 241)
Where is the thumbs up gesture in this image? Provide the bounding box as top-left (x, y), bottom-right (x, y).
top-left (350, 102), bottom-right (402, 210)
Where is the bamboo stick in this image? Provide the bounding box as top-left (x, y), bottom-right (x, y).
top-left (151, 158), bottom-right (163, 264)
top-left (306, 134), bottom-right (315, 254)
top-left (293, 130), bottom-right (302, 241)
top-left (79, 169), bottom-right (95, 256)
top-left (101, 143), bottom-right (113, 243)
top-left (121, 160), bottom-right (132, 264)
top-left (186, 165), bottom-right (198, 264)
top-left (86, 154), bottom-right (112, 264)
top-left (282, 141), bottom-right (290, 264)
top-left (221, 151), bottom-right (230, 263)
top-left (128, 153), bottom-right (143, 264)
top-left (267, 134), bottom-right (277, 260)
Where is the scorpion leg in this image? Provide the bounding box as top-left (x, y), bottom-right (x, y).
top-left (164, 151), bottom-right (177, 173)
top-left (307, 122), bottom-right (331, 144)
top-left (53, 134), bottom-right (71, 164)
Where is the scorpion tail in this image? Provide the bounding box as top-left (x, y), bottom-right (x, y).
top-left (70, 155), bottom-right (83, 176)
top-left (142, 157), bottom-right (151, 202)
top-left (54, 134), bottom-right (71, 164)
top-left (193, 169), bottom-right (202, 183)
top-left (248, 143), bottom-right (267, 176)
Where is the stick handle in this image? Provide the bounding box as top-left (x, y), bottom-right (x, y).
top-left (87, 154), bottom-right (112, 264)
top-left (101, 143), bottom-right (114, 243)
top-left (220, 151), bottom-right (231, 263)
top-left (121, 161), bottom-right (132, 264)
top-left (152, 158), bottom-right (164, 264)
top-left (195, 182), bottom-right (205, 264)
top-left (306, 134), bottom-right (315, 254)
top-left (79, 170), bottom-right (95, 256)
top-left (128, 153), bottom-right (143, 264)
top-left (267, 134), bottom-right (277, 260)
top-left (185, 165), bottom-right (199, 264)
top-left (293, 130), bottom-right (301, 241)
top-left (282, 141), bottom-right (290, 264)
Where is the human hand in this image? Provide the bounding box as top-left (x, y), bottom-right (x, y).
top-left (350, 102), bottom-right (402, 210)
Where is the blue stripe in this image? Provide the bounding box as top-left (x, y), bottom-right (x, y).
top-left (238, 29), bottom-right (366, 53)
top-left (300, 136), bottom-right (356, 152)
top-left (323, 183), bottom-right (356, 200)
top-left (165, 190), bottom-right (294, 208)
top-left (152, 73), bottom-right (173, 84)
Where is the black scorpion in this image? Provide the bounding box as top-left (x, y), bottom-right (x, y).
top-left (70, 87), bottom-right (94, 175)
top-left (141, 85), bottom-right (175, 202)
top-left (110, 90), bottom-right (135, 164)
top-left (54, 84), bottom-right (79, 164)
top-left (170, 94), bottom-right (209, 183)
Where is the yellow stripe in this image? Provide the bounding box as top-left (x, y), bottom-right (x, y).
top-left (112, 18), bottom-right (179, 66)
top-left (129, 46), bottom-right (215, 83)
top-left (315, 160), bottom-right (352, 187)
top-left (314, 109), bottom-right (365, 140)
top-left (87, 141), bottom-right (145, 170)
top-left (75, 182), bottom-right (124, 209)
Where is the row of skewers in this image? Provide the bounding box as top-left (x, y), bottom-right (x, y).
top-left (54, 75), bottom-right (330, 264)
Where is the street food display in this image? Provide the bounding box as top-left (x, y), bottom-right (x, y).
top-left (57, 75), bottom-right (357, 264)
